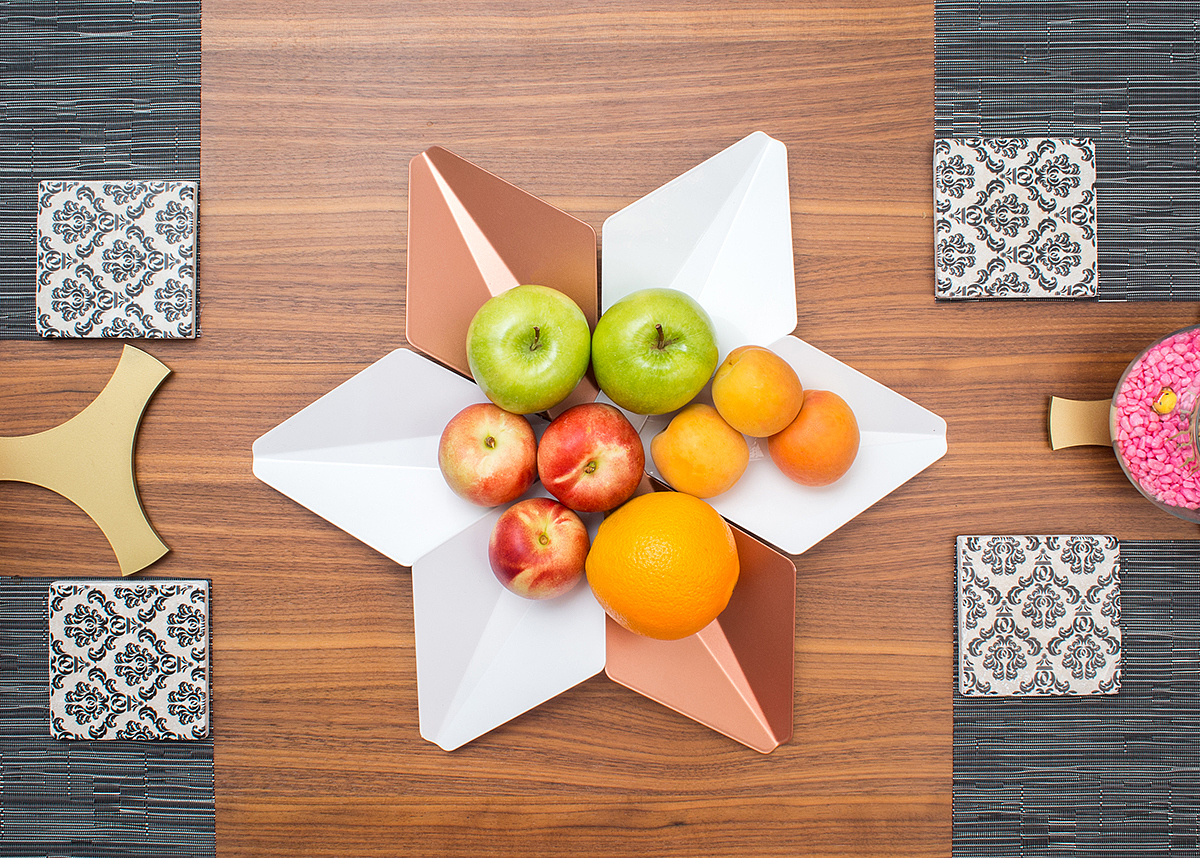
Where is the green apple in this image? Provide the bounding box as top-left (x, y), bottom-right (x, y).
top-left (591, 288), bottom-right (719, 415)
top-left (466, 284), bottom-right (591, 415)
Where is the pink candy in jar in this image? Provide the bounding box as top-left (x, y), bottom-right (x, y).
top-left (1113, 327), bottom-right (1200, 511)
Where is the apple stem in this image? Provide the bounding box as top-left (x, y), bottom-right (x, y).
top-left (484, 434), bottom-right (496, 449)
top-left (530, 326), bottom-right (541, 352)
top-left (655, 323), bottom-right (666, 350)
top-left (539, 533), bottom-right (550, 546)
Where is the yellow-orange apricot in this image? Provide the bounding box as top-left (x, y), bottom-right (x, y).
top-left (767, 390), bottom-right (860, 486)
top-left (650, 403), bottom-right (749, 498)
top-left (711, 345), bottom-right (805, 437)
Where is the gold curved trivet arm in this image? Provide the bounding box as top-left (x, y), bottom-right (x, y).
top-left (0, 345), bottom-right (171, 575)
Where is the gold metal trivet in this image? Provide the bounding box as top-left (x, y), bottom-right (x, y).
top-left (0, 345), bottom-right (171, 575)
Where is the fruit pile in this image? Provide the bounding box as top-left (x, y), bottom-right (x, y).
top-left (436, 284), bottom-right (859, 640)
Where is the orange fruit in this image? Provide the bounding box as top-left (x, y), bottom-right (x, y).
top-left (584, 491), bottom-right (739, 640)
top-left (650, 403), bottom-right (749, 498)
top-left (711, 345), bottom-right (805, 437)
top-left (767, 389), bottom-right (860, 486)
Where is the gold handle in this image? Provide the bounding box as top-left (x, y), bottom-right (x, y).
top-left (1048, 396), bottom-right (1113, 450)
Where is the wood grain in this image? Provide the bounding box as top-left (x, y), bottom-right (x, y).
top-left (3, 1), bottom-right (1199, 855)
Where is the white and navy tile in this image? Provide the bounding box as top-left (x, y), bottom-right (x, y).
top-left (935, 138), bottom-right (1097, 300)
top-left (36, 180), bottom-right (197, 338)
top-left (48, 579), bottom-right (210, 741)
top-left (957, 534), bottom-right (1120, 696)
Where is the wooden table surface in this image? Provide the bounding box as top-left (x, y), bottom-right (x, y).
top-left (3, 2), bottom-right (1199, 856)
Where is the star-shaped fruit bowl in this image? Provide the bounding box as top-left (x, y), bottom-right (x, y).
top-left (252, 133), bottom-right (947, 752)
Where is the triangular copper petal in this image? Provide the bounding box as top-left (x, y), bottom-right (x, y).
top-left (605, 524), bottom-right (796, 753)
top-left (405, 146), bottom-right (598, 378)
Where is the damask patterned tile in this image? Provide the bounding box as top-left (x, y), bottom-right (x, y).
top-left (957, 535), bottom-right (1120, 696)
top-left (934, 138), bottom-right (1097, 300)
top-left (48, 580), bottom-right (210, 740)
top-left (36, 180), bottom-right (197, 337)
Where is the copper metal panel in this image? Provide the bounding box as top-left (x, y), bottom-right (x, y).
top-left (405, 146), bottom-right (599, 381)
top-left (605, 523), bottom-right (796, 753)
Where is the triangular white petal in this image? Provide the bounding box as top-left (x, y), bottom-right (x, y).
top-left (641, 336), bottom-right (948, 555)
top-left (601, 131), bottom-right (797, 361)
top-left (252, 349), bottom-right (494, 567)
top-left (412, 505), bottom-right (606, 750)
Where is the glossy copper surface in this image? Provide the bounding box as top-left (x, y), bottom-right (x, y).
top-left (405, 146), bottom-right (599, 381)
top-left (605, 522), bottom-right (796, 753)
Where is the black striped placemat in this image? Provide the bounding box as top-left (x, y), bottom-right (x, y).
top-left (935, 2), bottom-right (1200, 302)
top-left (0, 577), bottom-right (215, 857)
top-left (953, 540), bottom-right (1200, 856)
top-left (0, 1), bottom-right (201, 339)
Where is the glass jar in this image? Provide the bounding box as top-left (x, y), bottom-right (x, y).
top-left (1111, 324), bottom-right (1200, 524)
